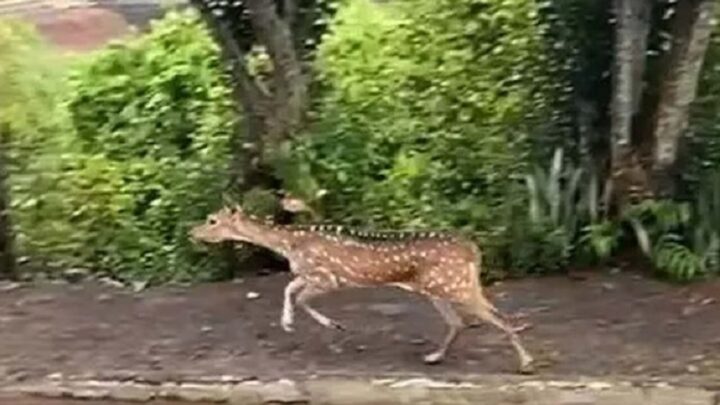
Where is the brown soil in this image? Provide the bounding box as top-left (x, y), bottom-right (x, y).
top-left (34, 7), bottom-right (131, 52)
top-left (0, 396), bottom-right (206, 405)
top-left (0, 269), bottom-right (719, 384)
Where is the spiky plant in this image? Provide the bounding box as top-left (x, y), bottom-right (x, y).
top-left (522, 147), bottom-right (616, 267)
top-left (525, 148), bottom-right (584, 236)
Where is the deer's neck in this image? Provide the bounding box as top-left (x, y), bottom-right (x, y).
top-left (231, 221), bottom-right (297, 257)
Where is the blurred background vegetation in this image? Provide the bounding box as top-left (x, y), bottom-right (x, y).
top-left (0, 0), bottom-right (719, 284)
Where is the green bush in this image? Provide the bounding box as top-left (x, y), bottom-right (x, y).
top-left (495, 148), bottom-right (617, 275)
top-left (6, 0), bottom-right (715, 284)
top-left (285, 0), bottom-right (567, 239)
top-left (0, 19), bottom-right (77, 267)
top-left (0, 19), bottom-right (68, 135)
top-left (13, 10), bottom-right (236, 282)
top-left (624, 182), bottom-right (720, 282)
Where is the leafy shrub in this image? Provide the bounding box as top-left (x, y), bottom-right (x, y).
top-left (690, 173), bottom-right (720, 273)
top-left (0, 19), bottom-right (68, 136)
top-left (497, 148), bottom-right (617, 275)
top-left (577, 220), bottom-right (622, 263)
top-left (14, 10), bottom-right (236, 282)
top-left (0, 19), bottom-right (77, 267)
top-left (624, 200), bottom-right (698, 281)
top-left (624, 175), bottom-right (720, 281)
top-left (285, 0), bottom-right (568, 237)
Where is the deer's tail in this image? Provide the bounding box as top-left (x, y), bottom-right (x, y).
top-left (469, 243), bottom-right (506, 319)
top-left (471, 285), bottom-right (505, 322)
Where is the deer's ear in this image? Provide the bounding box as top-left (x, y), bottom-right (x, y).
top-left (233, 204), bottom-right (243, 214)
top-left (281, 196), bottom-right (312, 214)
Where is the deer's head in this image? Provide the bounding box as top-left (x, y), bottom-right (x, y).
top-left (190, 205), bottom-right (256, 244)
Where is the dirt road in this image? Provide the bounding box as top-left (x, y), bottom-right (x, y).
top-left (0, 397), bottom-right (210, 405)
top-left (0, 269), bottom-right (719, 384)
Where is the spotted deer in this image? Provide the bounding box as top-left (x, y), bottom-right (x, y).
top-left (189, 205), bottom-right (534, 373)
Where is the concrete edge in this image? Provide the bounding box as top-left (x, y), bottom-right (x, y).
top-left (2, 374), bottom-right (720, 404)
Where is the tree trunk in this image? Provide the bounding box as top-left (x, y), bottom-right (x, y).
top-left (649, 0), bottom-right (717, 197)
top-left (630, 0), bottom-right (652, 115)
top-left (190, 0), bottom-right (309, 192)
top-left (189, 0), bottom-right (272, 193)
top-left (189, 0), bottom-right (312, 275)
top-left (245, 0), bottom-right (308, 145)
top-left (610, 0), bottom-right (654, 208)
top-left (0, 125), bottom-right (16, 279)
top-left (610, 0), bottom-right (635, 163)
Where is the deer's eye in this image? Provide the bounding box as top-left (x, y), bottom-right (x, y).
top-left (209, 218), bottom-right (217, 225)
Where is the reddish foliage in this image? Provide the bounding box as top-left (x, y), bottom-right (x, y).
top-left (33, 7), bottom-right (131, 52)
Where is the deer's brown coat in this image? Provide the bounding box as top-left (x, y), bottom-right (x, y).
top-left (190, 206), bottom-right (534, 373)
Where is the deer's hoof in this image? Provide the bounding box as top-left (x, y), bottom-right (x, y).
top-left (423, 352), bottom-right (444, 365)
top-left (518, 360), bottom-right (536, 375)
top-left (321, 318), bottom-right (346, 331)
top-left (281, 320), bottom-right (295, 333)
top-left (330, 321), bottom-right (346, 331)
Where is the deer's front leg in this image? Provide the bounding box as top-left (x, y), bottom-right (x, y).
top-left (424, 298), bottom-right (465, 364)
top-left (296, 284), bottom-right (345, 331)
top-left (281, 277), bottom-right (306, 333)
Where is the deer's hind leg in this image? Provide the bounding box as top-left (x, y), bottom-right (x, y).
top-left (462, 294), bottom-right (535, 374)
top-left (424, 298), bottom-right (465, 364)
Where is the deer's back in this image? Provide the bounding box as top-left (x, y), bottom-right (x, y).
top-left (288, 233), bottom-right (480, 290)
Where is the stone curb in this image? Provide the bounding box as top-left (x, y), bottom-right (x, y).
top-left (2, 375), bottom-right (719, 404)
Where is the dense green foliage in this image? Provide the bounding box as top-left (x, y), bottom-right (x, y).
top-left (0, 19), bottom-right (71, 168)
top-left (2, 0), bottom-right (720, 283)
top-left (278, 0), bottom-right (609, 278)
top-left (624, 176), bottom-right (720, 282)
top-left (0, 18), bottom-right (76, 268)
top-left (10, 12), bottom-right (235, 282)
top-left (285, 0), bottom-right (565, 232)
top-left (514, 148), bottom-right (616, 273)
